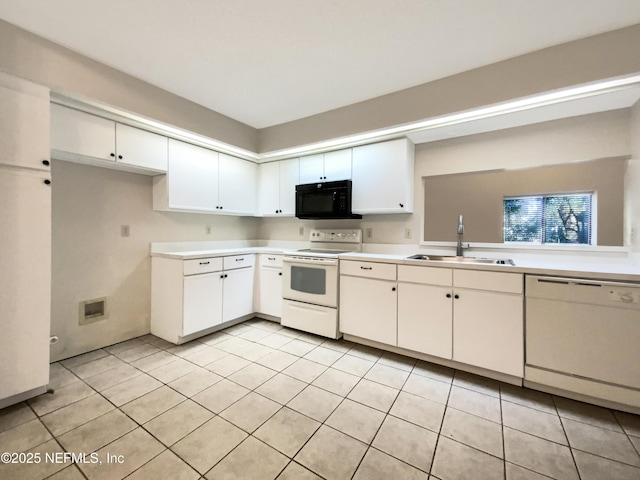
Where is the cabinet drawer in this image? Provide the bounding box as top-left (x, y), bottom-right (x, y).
top-left (340, 260), bottom-right (396, 281)
top-left (398, 265), bottom-right (452, 286)
top-left (224, 254), bottom-right (255, 270)
top-left (184, 257), bottom-right (223, 276)
top-left (260, 254), bottom-right (283, 268)
top-left (454, 269), bottom-right (523, 294)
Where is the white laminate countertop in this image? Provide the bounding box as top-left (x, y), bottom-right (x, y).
top-left (339, 252), bottom-right (640, 283)
top-left (150, 247), bottom-right (289, 260)
top-left (150, 244), bottom-right (640, 283)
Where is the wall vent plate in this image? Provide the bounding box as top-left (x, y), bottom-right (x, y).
top-left (79, 297), bottom-right (108, 325)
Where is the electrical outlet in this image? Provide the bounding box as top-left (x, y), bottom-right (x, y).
top-left (205, 225), bottom-right (212, 235)
top-left (405, 228), bottom-right (412, 239)
top-left (120, 225), bottom-right (130, 237)
top-left (366, 228), bottom-right (373, 239)
top-left (299, 226), bottom-right (304, 236)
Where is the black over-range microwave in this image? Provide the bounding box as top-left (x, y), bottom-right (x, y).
top-left (295, 180), bottom-right (362, 219)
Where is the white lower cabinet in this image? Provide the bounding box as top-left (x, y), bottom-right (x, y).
top-left (339, 261), bottom-right (397, 345)
top-left (452, 288), bottom-right (523, 377)
top-left (223, 267), bottom-right (255, 322)
top-left (183, 272), bottom-right (223, 335)
top-left (257, 254), bottom-right (283, 318)
top-left (397, 265), bottom-right (453, 359)
top-left (151, 254), bottom-right (255, 343)
top-left (339, 260), bottom-right (524, 378)
top-left (398, 284), bottom-right (453, 359)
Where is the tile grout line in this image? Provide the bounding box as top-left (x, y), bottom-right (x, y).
top-left (9, 320), bottom-right (640, 479)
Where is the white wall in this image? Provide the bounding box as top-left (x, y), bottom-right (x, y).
top-left (259, 109), bottom-right (632, 246)
top-left (51, 160), bottom-right (259, 361)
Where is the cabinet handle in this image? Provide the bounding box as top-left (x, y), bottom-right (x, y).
top-left (446, 293), bottom-right (452, 298)
top-left (118, 155), bottom-right (123, 160)
top-left (110, 153), bottom-right (115, 157)
top-left (360, 266), bottom-right (372, 270)
top-left (220, 274), bottom-right (224, 278)
top-left (399, 203), bottom-right (404, 208)
top-left (454, 294), bottom-right (459, 299)
top-left (216, 206), bottom-right (220, 209)
top-left (44, 179), bottom-right (51, 185)
top-left (224, 274), bottom-right (228, 278)
top-left (278, 272), bottom-right (282, 276)
top-left (268, 257), bottom-right (276, 261)
top-left (42, 160), bottom-right (50, 166)
top-left (392, 287), bottom-right (396, 291)
top-left (199, 261), bottom-right (210, 265)
top-left (235, 258), bottom-right (244, 262)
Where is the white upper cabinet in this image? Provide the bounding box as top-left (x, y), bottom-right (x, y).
top-left (0, 77), bottom-right (50, 171)
top-left (299, 154), bottom-right (324, 184)
top-left (258, 158), bottom-right (300, 216)
top-left (115, 123), bottom-right (168, 172)
top-left (51, 104), bottom-right (114, 162)
top-left (155, 139), bottom-right (257, 215)
top-left (323, 149), bottom-right (352, 182)
top-left (351, 138), bottom-right (414, 214)
top-left (166, 139), bottom-right (219, 212)
top-left (218, 152), bottom-right (257, 215)
top-left (299, 149), bottom-right (351, 184)
top-left (258, 161), bottom-right (280, 215)
top-left (51, 104), bottom-right (168, 174)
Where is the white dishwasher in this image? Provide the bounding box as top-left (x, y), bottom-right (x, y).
top-left (525, 275), bottom-right (640, 410)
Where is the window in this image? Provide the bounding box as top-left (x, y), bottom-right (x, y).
top-left (503, 193), bottom-right (593, 244)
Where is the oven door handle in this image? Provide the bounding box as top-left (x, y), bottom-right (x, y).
top-left (283, 256), bottom-right (338, 266)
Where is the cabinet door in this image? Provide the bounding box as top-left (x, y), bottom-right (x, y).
top-left (323, 149), bottom-right (352, 182)
top-left (0, 82), bottom-right (50, 170)
top-left (453, 290), bottom-right (523, 377)
top-left (183, 272), bottom-right (223, 335)
top-left (258, 162), bottom-right (281, 216)
top-left (340, 275), bottom-right (397, 345)
top-left (115, 123), bottom-right (168, 172)
top-left (398, 283), bottom-right (452, 359)
top-left (279, 158), bottom-right (300, 215)
top-left (352, 139), bottom-right (413, 214)
top-left (168, 139), bottom-right (219, 212)
top-left (218, 153), bottom-right (257, 215)
top-left (258, 267), bottom-right (283, 317)
top-left (223, 267), bottom-right (255, 322)
top-left (51, 104), bottom-right (115, 162)
top-left (299, 154), bottom-right (324, 183)
top-left (0, 168), bottom-right (51, 398)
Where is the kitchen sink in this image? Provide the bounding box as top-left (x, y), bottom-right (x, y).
top-left (406, 254), bottom-right (515, 265)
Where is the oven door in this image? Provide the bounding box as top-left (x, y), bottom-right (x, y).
top-left (282, 256), bottom-right (338, 308)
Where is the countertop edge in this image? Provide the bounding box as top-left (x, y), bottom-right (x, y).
top-left (150, 248), bottom-right (640, 282)
top-left (338, 252), bottom-right (640, 283)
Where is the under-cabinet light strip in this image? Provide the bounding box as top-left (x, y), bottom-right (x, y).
top-left (259, 73), bottom-right (640, 160)
top-left (52, 72), bottom-right (640, 162)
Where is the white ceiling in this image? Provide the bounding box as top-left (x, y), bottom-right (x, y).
top-left (2, 1), bottom-right (640, 128)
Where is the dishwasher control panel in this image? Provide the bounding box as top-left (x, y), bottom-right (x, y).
top-left (608, 289), bottom-right (640, 304)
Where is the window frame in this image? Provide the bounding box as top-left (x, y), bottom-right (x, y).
top-left (503, 192), bottom-right (594, 246)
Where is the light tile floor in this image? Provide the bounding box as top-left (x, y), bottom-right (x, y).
top-left (1, 318), bottom-right (639, 479)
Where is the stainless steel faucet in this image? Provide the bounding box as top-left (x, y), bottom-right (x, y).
top-left (456, 214), bottom-right (465, 256)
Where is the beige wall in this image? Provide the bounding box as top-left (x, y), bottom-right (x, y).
top-left (423, 158), bottom-right (626, 245)
top-left (259, 109), bottom-right (633, 245)
top-left (50, 160), bottom-right (259, 361)
top-left (0, 19), bottom-right (258, 152)
top-left (627, 100), bottom-right (640, 250)
top-left (259, 24), bottom-right (640, 152)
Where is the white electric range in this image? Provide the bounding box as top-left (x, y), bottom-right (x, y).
top-left (281, 229), bottom-right (362, 339)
